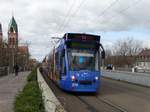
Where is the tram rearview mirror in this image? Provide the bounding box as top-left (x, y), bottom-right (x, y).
top-left (101, 51), bottom-right (105, 59)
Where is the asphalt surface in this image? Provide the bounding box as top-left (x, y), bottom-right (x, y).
top-left (0, 72), bottom-right (30, 112)
top-left (42, 71), bottom-right (150, 112)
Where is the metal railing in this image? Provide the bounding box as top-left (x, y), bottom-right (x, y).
top-left (110, 67), bottom-right (150, 74)
top-left (115, 67), bottom-right (132, 72)
top-left (0, 66), bottom-right (9, 77)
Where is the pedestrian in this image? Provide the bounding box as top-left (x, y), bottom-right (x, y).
top-left (14, 64), bottom-right (19, 76)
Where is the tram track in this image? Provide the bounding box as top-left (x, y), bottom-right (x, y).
top-left (41, 71), bottom-right (150, 112)
top-left (75, 95), bottom-right (127, 112)
top-left (76, 96), bottom-right (100, 112)
top-left (96, 96), bottom-right (128, 112)
top-left (41, 72), bottom-right (92, 112)
top-left (42, 72), bottom-right (127, 112)
top-left (101, 77), bottom-right (150, 101)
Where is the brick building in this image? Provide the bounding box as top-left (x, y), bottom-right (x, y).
top-left (0, 16), bottom-right (30, 72)
top-left (136, 49), bottom-right (150, 69)
top-left (17, 46), bottom-right (29, 70)
top-left (8, 16), bottom-right (18, 72)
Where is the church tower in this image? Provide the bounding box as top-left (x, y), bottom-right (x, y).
top-left (8, 16), bottom-right (18, 48)
top-left (0, 23), bottom-right (2, 47)
top-left (8, 16), bottom-right (18, 72)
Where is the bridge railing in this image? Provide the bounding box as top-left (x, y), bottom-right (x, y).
top-left (112, 67), bottom-right (150, 74)
top-left (0, 66), bottom-right (9, 77)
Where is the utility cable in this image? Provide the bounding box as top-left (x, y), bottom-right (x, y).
top-left (60, 0), bottom-right (86, 32)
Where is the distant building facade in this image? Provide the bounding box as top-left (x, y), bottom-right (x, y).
top-left (29, 59), bottom-right (38, 70)
top-left (17, 46), bottom-right (29, 70)
top-left (136, 49), bottom-right (150, 69)
top-left (0, 23), bottom-right (9, 67)
top-left (8, 16), bottom-right (18, 72)
top-left (0, 16), bottom-right (30, 72)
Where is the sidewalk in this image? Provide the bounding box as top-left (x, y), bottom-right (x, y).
top-left (0, 72), bottom-right (30, 112)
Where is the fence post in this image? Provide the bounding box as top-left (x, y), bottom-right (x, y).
top-left (132, 68), bottom-right (135, 73)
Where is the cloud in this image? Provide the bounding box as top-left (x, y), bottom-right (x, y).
top-left (0, 0), bottom-right (150, 61)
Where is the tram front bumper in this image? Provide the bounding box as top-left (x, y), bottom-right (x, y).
top-left (67, 81), bottom-right (100, 92)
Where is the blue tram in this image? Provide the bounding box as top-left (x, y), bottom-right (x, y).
top-left (47, 33), bottom-right (105, 92)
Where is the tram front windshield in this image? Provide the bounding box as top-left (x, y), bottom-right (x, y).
top-left (68, 49), bottom-right (99, 71)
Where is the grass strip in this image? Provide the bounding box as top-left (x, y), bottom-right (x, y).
top-left (14, 69), bottom-right (45, 112)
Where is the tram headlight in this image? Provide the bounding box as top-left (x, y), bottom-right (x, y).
top-left (95, 76), bottom-right (99, 80)
top-left (71, 75), bottom-right (75, 81)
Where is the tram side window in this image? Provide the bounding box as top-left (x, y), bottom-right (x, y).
top-left (61, 56), bottom-right (65, 74)
top-left (60, 50), bottom-right (66, 75)
top-left (55, 52), bottom-right (59, 69)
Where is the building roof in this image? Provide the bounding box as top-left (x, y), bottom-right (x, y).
top-left (18, 46), bottom-right (29, 55)
top-left (139, 49), bottom-right (150, 56)
top-left (8, 16), bottom-right (18, 33)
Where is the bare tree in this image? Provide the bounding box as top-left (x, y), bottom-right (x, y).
top-left (105, 46), bottom-right (112, 58)
top-left (114, 37), bottom-right (142, 56)
top-left (105, 37), bottom-right (143, 67)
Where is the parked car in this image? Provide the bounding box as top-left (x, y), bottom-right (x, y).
top-left (134, 66), bottom-right (145, 72)
top-left (106, 64), bottom-right (113, 70)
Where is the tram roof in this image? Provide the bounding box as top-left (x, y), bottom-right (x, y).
top-left (63, 33), bottom-right (100, 42)
top-left (54, 33), bottom-right (101, 50)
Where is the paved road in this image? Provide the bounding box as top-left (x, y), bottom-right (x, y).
top-left (42, 72), bottom-right (150, 112)
top-left (0, 72), bottom-right (30, 112)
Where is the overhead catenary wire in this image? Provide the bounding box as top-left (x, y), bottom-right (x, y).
top-left (87, 0), bottom-right (120, 32)
top-left (56, 0), bottom-right (76, 34)
top-left (51, 0), bottom-right (120, 49)
top-left (117, 0), bottom-right (142, 14)
top-left (60, 0), bottom-right (86, 33)
top-left (62, 0), bottom-right (120, 33)
top-left (97, 0), bottom-right (120, 19)
top-left (99, 0), bottom-right (143, 26)
top-left (49, 0), bottom-right (143, 48)
top-left (56, 0), bottom-right (119, 34)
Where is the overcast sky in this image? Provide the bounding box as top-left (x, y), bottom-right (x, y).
top-left (0, 0), bottom-right (150, 61)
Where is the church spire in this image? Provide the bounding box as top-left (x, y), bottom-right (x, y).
top-left (8, 16), bottom-right (18, 48)
top-left (8, 16), bottom-right (18, 34)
